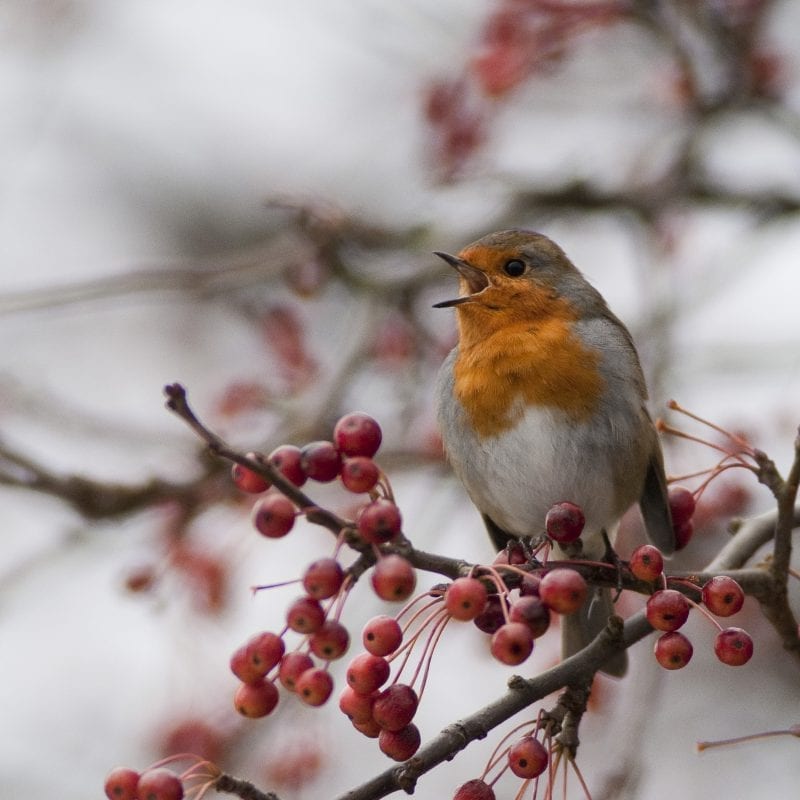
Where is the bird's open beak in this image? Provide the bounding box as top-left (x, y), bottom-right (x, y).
top-left (432, 251), bottom-right (490, 308)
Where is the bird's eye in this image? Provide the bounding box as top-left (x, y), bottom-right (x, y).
top-left (503, 259), bottom-right (526, 277)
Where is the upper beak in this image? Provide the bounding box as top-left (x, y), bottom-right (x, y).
top-left (432, 251), bottom-right (490, 308)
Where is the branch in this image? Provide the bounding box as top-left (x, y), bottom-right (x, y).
top-left (215, 774), bottom-right (280, 800)
top-left (164, 383), bottom-right (349, 536)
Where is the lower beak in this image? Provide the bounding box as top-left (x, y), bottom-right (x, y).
top-left (432, 251), bottom-right (489, 308)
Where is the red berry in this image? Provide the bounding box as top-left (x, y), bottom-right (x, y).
top-left (296, 667), bottom-right (334, 706)
top-left (340, 456), bottom-right (380, 493)
top-left (362, 615), bottom-right (403, 656)
top-left (379, 723), bottom-right (421, 761)
top-left (674, 519), bottom-right (694, 551)
top-left (629, 544), bottom-right (664, 582)
top-left (232, 456), bottom-right (270, 494)
top-left (309, 620), bottom-right (350, 661)
top-left (509, 595), bottom-right (550, 639)
top-left (669, 486), bottom-right (696, 526)
top-left (372, 683), bottom-right (419, 732)
top-left (267, 444), bottom-right (307, 487)
top-left (334, 412), bottom-right (383, 457)
top-left (654, 631), bottom-right (694, 669)
top-left (137, 769), bottom-right (184, 800)
top-left (105, 768), bottom-right (140, 800)
top-left (453, 779), bottom-right (496, 800)
top-left (539, 569), bottom-right (588, 615)
top-left (545, 501), bottom-right (585, 543)
top-left (701, 576), bottom-right (745, 617)
top-left (371, 555), bottom-right (416, 602)
top-left (346, 652), bottom-right (391, 695)
top-left (286, 596), bottom-right (326, 634)
top-left (339, 684), bottom-right (377, 724)
top-left (234, 679), bottom-right (280, 718)
top-left (353, 717), bottom-right (382, 738)
top-left (230, 631), bottom-right (285, 684)
top-left (300, 441), bottom-right (342, 482)
top-left (714, 627), bottom-right (754, 666)
top-left (445, 577), bottom-right (488, 621)
top-left (492, 541), bottom-right (526, 565)
top-left (490, 622), bottom-right (534, 665)
top-left (646, 589), bottom-right (690, 632)
top-left (302, 558), bottom-right (344, 600)
top-left (507, 735), bottom-right (548, 779)
top-left (473, 595), bottom-right (505, 635)
top-left (252, 494), bottom-right (296, 538)
top-left (357, 499), bottom-right (402, 544)
top-left (278, 651), bottom-right (314, 692)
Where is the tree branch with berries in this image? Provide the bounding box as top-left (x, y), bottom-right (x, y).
top-left (102, 383), bottom-right (800, 800)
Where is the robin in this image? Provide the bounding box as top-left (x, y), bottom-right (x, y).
top-left (434, 229), bottom-right (674, 676)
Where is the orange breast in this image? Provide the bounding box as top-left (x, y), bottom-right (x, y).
top-left (453, 306), bottom-right (605, 438)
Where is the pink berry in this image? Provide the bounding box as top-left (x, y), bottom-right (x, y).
top-left (346, 652), bottom-right (391, 695)
top-left (669, 486), bottom-right (696, 526)
top-left (286, 596), bottom-right (326, 634)
top-left (629, 544), bottom-right (664, 582)
top-left (453, 779), bottom-right (496, 800)
top-left (339, 684), bottom-right (377, 724)
top-left (357, 499), bottom-right (402, 544)
top-left (379, 723), bottom-right (421, 761)
top-left (340, 456), bottom-right (380, 493)
top-left (334, 412), bottom-right (383, 457)
top-left (353, 717), bottom-right (382, 738)
top-left (701, 576), bottom-right (745, 617)
top-left (267, 444), bottom-right (307, 487)
top-left (509, 595), bottom-right (550, 639)
top-left (545, 501), bottom-right (585, 543)
top-left (105, 768), bottom-right (140, 800)
top-left (445, 577), bottom-right (488, 621)
top-left (230, 631), bottom-right (285, 684)
top-left (371, 555), bottom-right (416, 602)
top-left (231, 456), bottom-right (270, 494)
top-left (490, 622), bottom-right (534, 665)
top-left (309, 620), bottom-right (350, 661)
top-left (654, 631), bottom-right (694, 669)
top-left (251, 494), bottom-right (296, 538)
top-left (507, 735), bottom-right (548, 779)
top-left (302, 558), bottom-right (344, 600)
top-left (300, 441), bottom-right (342, 482)
top-left (278, 651), bottom-right (314, 692)
top-left (234, 679), bottom-right (279, 718)
top-left (362, 615), bottom-right (403, 656)
top-left (296, 667), bottom-right (334, 706)
top-left (646, 589), bottom-right (690, 632)
top-left (372, 683), bottom-right (418, 732)
top-left (539, 569), bottom-right (588, 615)
top-left (137, 769), bottom-right (184, 800)
top-left (714, 627), bottom-right (754, 666)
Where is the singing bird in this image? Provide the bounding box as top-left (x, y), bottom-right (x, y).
top-left (434, 229), bottom-right (674, 675)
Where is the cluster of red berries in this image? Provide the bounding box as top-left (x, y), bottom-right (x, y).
top-left (629, 544), bottom-right (752, 669)
top-left (339, 615), bottom-right (422, 761)
top-left (104, 766), bottom-right (185, 800)
top-left (228, 413), bottom-right (419, 721)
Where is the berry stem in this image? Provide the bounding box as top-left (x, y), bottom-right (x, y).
top-left (666, 400), bottom-right (757, 457)
top-left (697, 728), bottom-right (799, 751)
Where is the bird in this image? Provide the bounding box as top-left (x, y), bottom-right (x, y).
top-left (434, 229), bottom-right (674, 676)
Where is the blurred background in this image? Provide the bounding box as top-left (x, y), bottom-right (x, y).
top-left (1, 1), bottom-right (799, 798)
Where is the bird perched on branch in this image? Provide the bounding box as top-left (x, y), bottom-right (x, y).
top-left (434, 229), bottom-right (674, 676)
